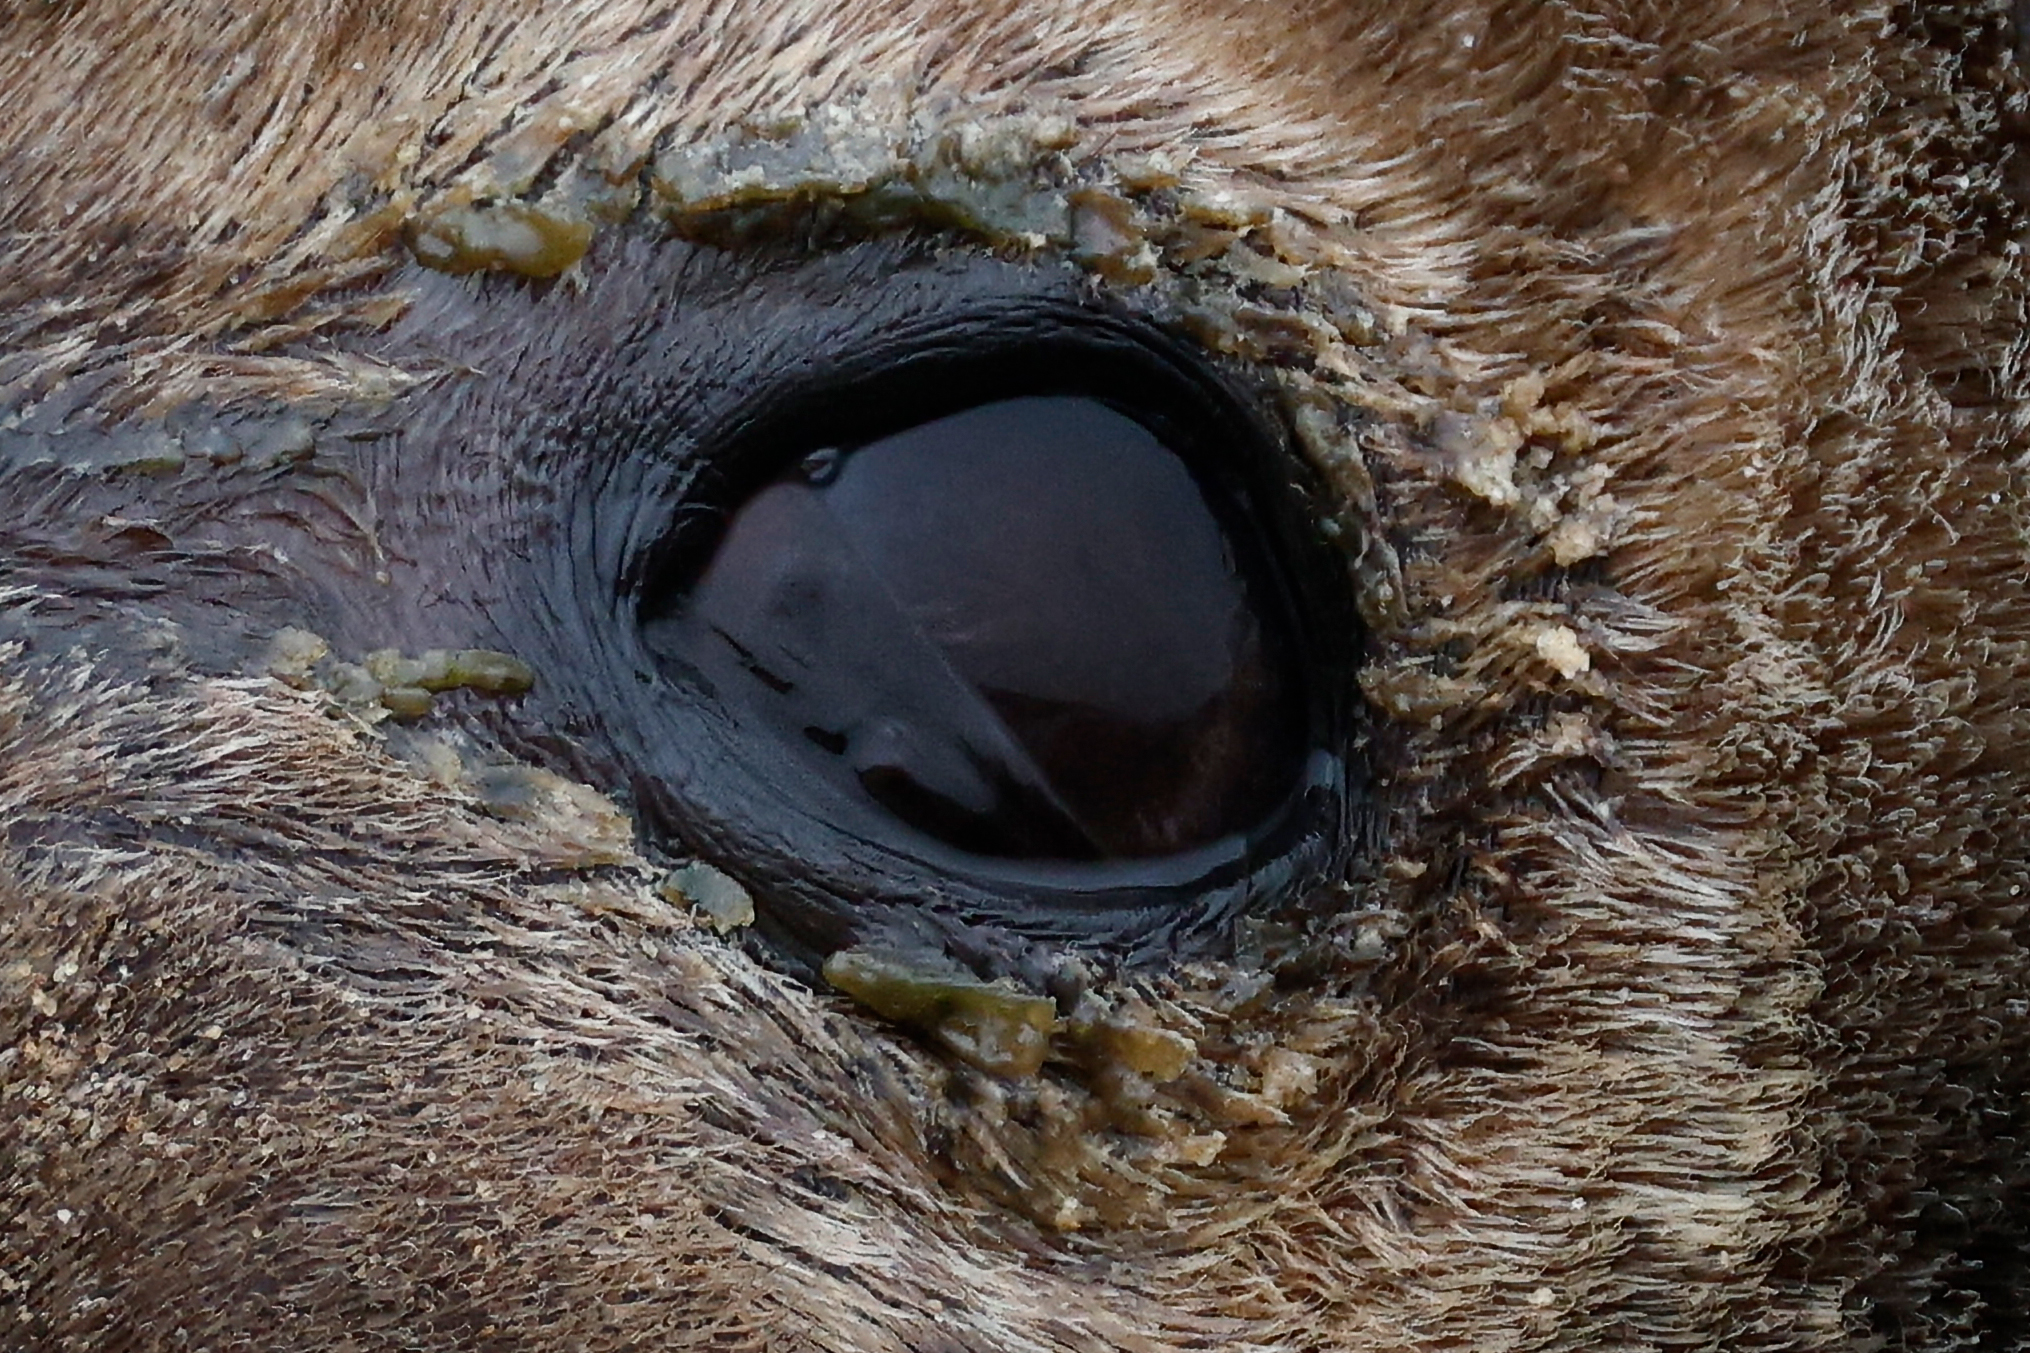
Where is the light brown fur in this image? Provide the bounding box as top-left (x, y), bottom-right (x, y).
top-left (3, 1), bottom-right (2028, 1349)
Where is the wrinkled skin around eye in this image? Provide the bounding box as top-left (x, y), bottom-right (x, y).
top-left (3, 3), bottom-right (2030, 1352)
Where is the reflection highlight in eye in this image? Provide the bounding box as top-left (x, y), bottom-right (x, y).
top-left (658, 395), bottom-right (1308, 863)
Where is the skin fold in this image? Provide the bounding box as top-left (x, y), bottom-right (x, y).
top-left (2, 1), bottom-right (2027, 1348)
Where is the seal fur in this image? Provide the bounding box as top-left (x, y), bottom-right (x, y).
top-left (2, 2), bottom-right (2027, 1349)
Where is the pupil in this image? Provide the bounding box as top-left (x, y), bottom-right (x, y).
top-left (655, 394), bottom-right (1307, 862)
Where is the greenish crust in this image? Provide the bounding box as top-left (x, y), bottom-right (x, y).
top-left (265, 629), bottom-right (535, 722)
top-left (408, 201), bottom-right (595, 279)
top-left (364, 646), bottom-right (538, 697)
top-left (657, 861), bottom-right (758, 933)
top-left (824, 948), bottom-right (1061, 1080)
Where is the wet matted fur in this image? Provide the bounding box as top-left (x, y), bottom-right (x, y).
top-left (3, 1), bottom-right (2028, 1349)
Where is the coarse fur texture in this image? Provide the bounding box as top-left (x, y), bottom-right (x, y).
top-left (3, 0), bottom-right (2029, 1350)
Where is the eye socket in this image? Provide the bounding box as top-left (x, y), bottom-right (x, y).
top-left (646, 394), bottom-right (1308, 865)
top-left (617, 290), bottom-right (1357, 966)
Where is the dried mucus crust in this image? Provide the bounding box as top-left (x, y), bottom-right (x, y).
top-left (3, 1), bottom-right (2030, 1350)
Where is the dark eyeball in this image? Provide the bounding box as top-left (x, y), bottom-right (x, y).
top-left (654, 394), bottom-right (1307, 865)
top-left (620, 291), bottom-right (1356, 965)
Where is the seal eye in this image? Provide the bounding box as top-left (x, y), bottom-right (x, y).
top-left (654, 395), bottom-right (1308, 865)
top-left (614, 286), bottom-right (1355, 964)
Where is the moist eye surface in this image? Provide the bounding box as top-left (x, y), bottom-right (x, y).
top-left (652, 393), bottom-right (1308, 865)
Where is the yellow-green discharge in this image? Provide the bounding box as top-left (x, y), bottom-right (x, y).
top-left (823, 948), bottom-right (1059, 1080)
top-left (408, 201), bottom-right (593, 278)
